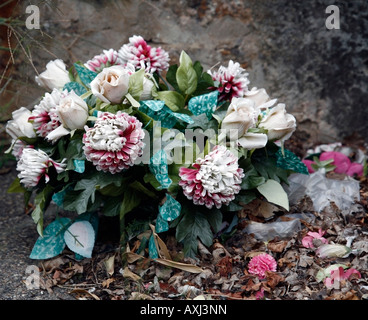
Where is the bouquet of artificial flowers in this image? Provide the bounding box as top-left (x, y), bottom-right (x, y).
top-left (6, 35), bottom-right (307, 260)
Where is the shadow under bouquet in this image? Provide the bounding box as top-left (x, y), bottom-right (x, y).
top-left (6, 35), bottom-right (308, 260)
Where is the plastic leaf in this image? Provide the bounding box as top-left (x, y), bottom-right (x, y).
top-left (257, 179), bottom-right (290, 211)
top-left (149, 150), bottom-right (172, 189)
top-left (188, 90), bottom-right (218, 120)
top-left (73, 159), bottom-right (85, 173)
top-left (64, 220), bottom-right (95, 258)
top-left (63, 81), bottom-right (87, 96)
top-left (176, 50), bottom-right (198, 95)
top-left (159, 194), bottom-right (181, 222)
top-left (74, 63), bottom-right (97, 87)
top-left (276, 148), bottom-right (309, 175)
top-left (30, 217), bottom-right (71, 260)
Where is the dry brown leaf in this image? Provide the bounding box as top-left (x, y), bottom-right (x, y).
top-left (121, 267), bottom-right (142, 281)
top-left (242, 198), bottom-right (279, 219)
top-left (102, 278), bottom-right (115, 288)
top-left (103, 255), bottom-right (115, 277)
top-left (216, 256), bottom-right (233, 277)
top-left (155, 258), bottom-right (204, 273)
top-left (70, 288), bottom-right (100, 300)
top-left (129, 292), bottom-right (153, 300)
top-left (267, 240), bottom-right (289, 253)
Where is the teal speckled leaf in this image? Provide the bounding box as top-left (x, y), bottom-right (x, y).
top-left (155, 213), bottom-right (169, 233)
top-left (73, 159), bottom-right (85, 173)
top-left (149, 234), bottom-right (159, 259)
top-left (188, 90), bottom-right (218, 120)
top-left (140, 100), bottom-right (193, 128)
top-left (30, 218), bottom-right (71, 260)
top-left (63, 81), bottom-right (87, 96)
top-left (276, 148), bottom-right (309, 175)
top-left (74, 64), bottom-right (97, 87)
top-left (149, 150), bottom-right (172, 189)
top-left (159, 194), bottom-right (181, 222)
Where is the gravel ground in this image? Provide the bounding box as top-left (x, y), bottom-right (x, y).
top-left (0, 165), bottom-right (74, 300)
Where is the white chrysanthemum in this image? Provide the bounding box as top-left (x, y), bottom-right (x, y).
top-left (29, 89), bottom-right (68, 138)
top-left (16, 148), bottom-right (66, 188)
top-left (83, 111), bottom-right (145, 174)
top-left (118, 35), bottom-right (170, 73)
top-left (179, 145), bottom-right (244, 209)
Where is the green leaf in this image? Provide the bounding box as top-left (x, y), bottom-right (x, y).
top-left (7, 177), bottom-right (27, 194)
top-left (156, 91), bottom-right (185, 112)
top-left (176, 51), bottom-right (198, 96)
top-left (31, 185), bottom-right (55, 236)
top-left (120, 188), bottom-right (141, 219)
top-left (128, 68), bottom-right (145, 101)
top-left (176, 207), bottom-right (214, 258)
top-left (102, 196), bottom-right (123, 217)
top-left (166, 64), bottom-right (180, 92)
top-left (257, 179), bottom-right (289, 211)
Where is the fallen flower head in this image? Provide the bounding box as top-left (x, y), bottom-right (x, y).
top-left (247, 253), bottom-right (277, 279)
top-left (324, 266), bottom-right (361, 289)
top-left (302, 229), bottom-right (328, 248)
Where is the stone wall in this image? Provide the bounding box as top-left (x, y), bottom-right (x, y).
top-left (2, 0), bottom-right (367, 149)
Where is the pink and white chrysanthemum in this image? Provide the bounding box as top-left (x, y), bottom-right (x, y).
top-left (179, 145), bottom-right (244, 209)
top-left (248, 253), bottom-right (277, 279)
top-left (85, 49), bottom-right (120, 73)
top-left (29, 88), bottom-right (67, 138)
top-left (17, 148), bottom-right (66, 188)
top-left (83, 111), bottom-right (145, 174)
top-left (208, 60), bottom-right (250, 102)
top-left (118, 35), bottom-right (170, 73)
top-left (11, 140), bottom-right (33, 160)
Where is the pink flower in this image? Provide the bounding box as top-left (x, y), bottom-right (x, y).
top-left (255, 288), bottom-right (265, 300)
top-left (324, 266), bottom-right (361, 289)
top-left (85, 49), bottom-right (120, 73)
top-left (208, 60), bottom-right (250, 102)
top-left (302, 229), bottom-right (328, 248)
top-left (302, 159), bottom-right (315, 173)
top-left (248, 253), bottom-right (277, 279)
top-left (118, 35), bottom-right (170, 73)
top-left (346, 162), bottom-right (364, 177)
top-left (179, 145), bottom-right (244, 209)
top-left (83, 111), bottom-right (145, 174)
top-left (319, 151), bottom-right (351, 174)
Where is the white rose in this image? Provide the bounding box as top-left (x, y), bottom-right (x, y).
top-left (244, 87), bottom-right (277, 109)
top-left (6, 107), bottom-right (36, 139)
top-left (35, 59), bottom-right (70, 91)
top-left (237, 132), bottom-right (268, 150)
top-left (259, 103), bottom-right (296, 142)
top-left (90, 65), bottom-right (131, 104)
top-left (221, 97), bottom-right (259, 139)
top-left (56, 90), bottom-right (89, 130)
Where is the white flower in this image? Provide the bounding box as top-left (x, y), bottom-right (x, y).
top-left (56, 91), bottom-right (89, 130)
top-left (237, 132), bottom-right (268, 149)
top-left (90, 65), bottom-right (131, 104)
top-left (221, 97), bottom-right (258, 138)
top-left (244, 87), bottom-right (277, 110)
top-left (16, 148), bottom-right (66, 188)
top-left (45, 90), bottom-right (89, 143)
top-left (179, 145), bottom-right (244, 209)
top-left (6, 107), bottom-right (36, 139)
top-left (29, 88), bottom-right (67, 138)
top-left (259, 103), bottom-right (296, 142)
top-left (35, 59), bottom-right (70, 91)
